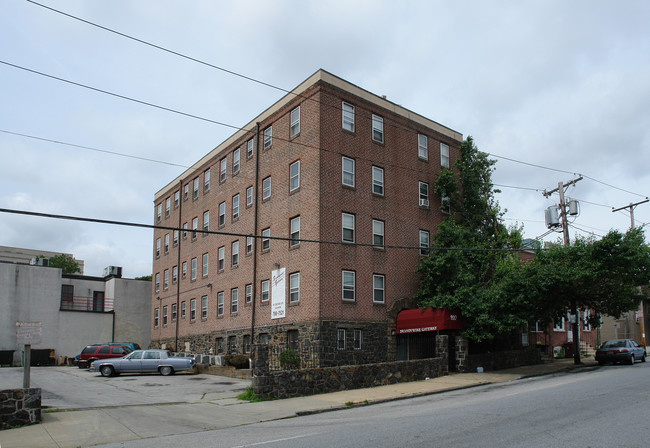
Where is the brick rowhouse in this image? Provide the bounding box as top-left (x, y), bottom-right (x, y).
top-left (151, 70), bottom-right (463, 366)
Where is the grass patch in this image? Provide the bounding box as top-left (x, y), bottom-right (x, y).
top-left (237, 386), bottom-right (267, 402)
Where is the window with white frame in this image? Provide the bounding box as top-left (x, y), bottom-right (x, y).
top-left (263, 126), bottom-right (272, 149)
top-left (202, 253), bottom-right (208, 277)
top-left (217, 291), bottom-right (224, 316)
top-left (290, 216), bottom-right (300, 247)
top-left (218, 246), bottom-right (225, 271)
top-left (219, 202), bottom-right (226, 227)
top-left (232, 240), bottom-right (239, 266)
top-left (246, 186), bottom-right (253, 207)
top-left (337, 328), bottom-right (346, 350)
top-left (190, 299), bottom-right (196, 321)
top-left (174, 191), bottom-right (179, 208)
top-left (418, 134), bottom-right (428, 160)
top-left (342, 102), bottom-right (354, 132)
top-left (247, 138), bottom-right (254, 158)
top-left (154, 308), bottom-right (159, 327)
top-left (290, 106), bottom-right (300, 137)
top-left (261, 228), bottom-right (270, 251)
top-left (373, 274), bottom-right (385, 303)
top-left (232, 194), bottom-right (240, 220)
top-left (192, 217), bottom-right (198, 240)
top-left (342, 213), bottom-right (355, 243)
top-left (245, 284), bottom-right (252, 304)
top-left (163, 269), bottom-right (169, 289)
top-left (201, 295), bottom-right (208, 319)
top-left (156, 238), bottom-right (161, 257)
top-left (261, 279), bottom-right (270, 302)
top-left (372, 166), bottom-right (384, 196)
top-left (233, 148), bottom-right (240, 174)
top-left (419, 230), bottom-right (430, 256)
top-left (532, 321), bottom-right (544, 332)
top-left (204, 169), bottom-right (210, 192)
top-left (157, 203), bottom-right (162, 222)
top-left (290, 160), bottom-right (300, 191)
top-left (182, 261), bottom-right (187, 279)
top-left (419, 181), bottom-right (429, 207)
top-left (262, 176), bottom-right (271, 200)
top-left (193, 177), bottom-right (199, 199)
top-left (203, 211), bottom-right (209, 232)
top-left (172, 303), bottom-right (177, 321)
top-left (553, 317), bottom-right (565, 331)
top-left (246, 236), bottom-right (253, 254)
top-left (440, 143), bottom-right (450, 169)
top-left (155, 272), bottom-right (160, 292)
top-left (231, 288), bottom-right (239, 313)
top-left (164, 234), bottom-right (169, 253)
top-left (220, 158), bottom-right (227, 182)
top-left (191, 257), bottom-right (197, 280)
top-left (172, 265), bottom-right (178, 284)
top-left (165, 197), bottom-right (171, 217)
top-left (342, 156), bottom-right (355, 187)
top-left (582, 311), bottom-right (591, 331)
top-left (181, 301), bottom-right (186, 319)
top-left (182, 223), bottom-right (188, 240)
top-left (372, 219), bottom-right (384, 249)
top-left (353, 329), bottom-right (362, 350)
top-left (372, 114), bottom-right (383, 143)
top-left (289, 272), bottom-right (300, 303)
top-left (173, 229), bottom-right (179, 246)
top-left (342, 270), bottom-right (355, 301)
top-left (184, 184), bottom-right (189, 201)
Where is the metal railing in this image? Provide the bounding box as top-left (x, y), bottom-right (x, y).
top-left (60, 296), bottom-right (114, 312)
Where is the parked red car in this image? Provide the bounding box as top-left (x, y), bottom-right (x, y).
top-left (77, 344), bottom-right (132, 369)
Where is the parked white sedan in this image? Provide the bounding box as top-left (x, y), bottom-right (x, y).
top-left (92, 349), bottom-right (196, 377)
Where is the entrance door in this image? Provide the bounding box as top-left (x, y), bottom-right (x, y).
top-left (396, 335), bottom-right (408, 361)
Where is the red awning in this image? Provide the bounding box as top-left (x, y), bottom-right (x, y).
top-left (396, 307), bottom-right (462, 334)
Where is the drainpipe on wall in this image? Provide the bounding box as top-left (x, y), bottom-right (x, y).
top-left (175, 180), bottom-right (183, 352)
top-left (250, 123), bottom-right (261, 352)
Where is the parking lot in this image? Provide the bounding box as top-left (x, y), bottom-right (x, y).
top-left (0, 366), bottom-right (251, 410)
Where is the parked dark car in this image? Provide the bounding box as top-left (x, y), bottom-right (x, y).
top-left (91, 349), bottom-right (196, 377)
top-left (595, 339), bottom-right (646, 365)
top-left (77, 344), bottom-right (132, 369)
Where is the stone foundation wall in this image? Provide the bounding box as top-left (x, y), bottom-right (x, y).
top-left (0, 388), bottom-right (41, 430)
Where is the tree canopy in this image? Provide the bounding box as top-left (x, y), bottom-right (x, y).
top-left (47, 253), bottom-right (80, 274)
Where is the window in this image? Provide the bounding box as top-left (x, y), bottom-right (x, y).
top-left (233, 148), bottom-right (240, 174)
top-left (190, 299), bottom-right (196, 321)
top-left (201, 295), bottom-right (208, 319)
top-left (217, 291), bottom-right (224, 316)
top-left (583, 311), bottom-right (591, 331)
top-left (182, 223), bottom-right (188, 240)
top-left (342, 156), bottom-right (355, 187)
top-left (261, 279), bottom-right (270, 302)
top-left (441, 194), bottom-right (450, 214)
top-left (243, 335), bottom-right (251, 354)
top-left (373, 274), bottom-right (385, 303)
top-left (203, 211), bottom-right (209, 232)
top-left (288, 330), bottom-right (299, 350)
top-left (246, 186), bottom-right (253, 207)
top-left (290, 160), bottom-right (300, 192)
top-left (231, 288), bottom-right (239, 313)
top-left (247, 138), bottom-right (254, 158)
top-left (173, 229), bottom-right (179, 246)
top-left (532, 321), bottom-right (544, 332)
top-left (259, 333), bottom-right (270, 344)
top-left (246, 236), bottom-right (253, 254)
top-left (61, 284), bottom-right (74, 309)
top-left (419, 230), bottom-right (430, 256)
top-left (220, 158), bottom-right (227, 182)
top-left (155, 273), bottom-right (160, 292)
top-left (154, 308), bottom-right (159, 327)
top-left (193, 177), bottom-right (199, 199)
top-left (354, 329), bottom-right (362, 350)
top-left (342, 213), bottom-right (355, 243)
top-left (418, 134), bottom-right (428, 160)
top-left (440, 143), bottom-right (450, 169)
top-left (182, 261), bottom-right (187, 279)
top-left (156, 238), bottom-right (161, 257)
top-left (163, 269), bottom-right (169, 290)
top-left (372, 114), bottom-right (383, 143)
top-left (232, 194), bottom-right (240, 220)
top-left (290, 216), bottom-right (300, 247)
top-left (262, 176), bottom-right (271, 200)
top-left (232, 240), bottom-right (239, 266)
top-left (202, 253), bottom-right (208, 277)
top-left (183, 184), bottom-right (189, 201)
top-left (342, 270), bottom-right (355, 301)
top-left (191, 257), bottom-right (197, 280)
top-left (156, 204), bottom-right (162, 222)
top-left (337, 328), bottom-right (346, 350)
top-left (163, 306), bottom-right (168, 326)
top-left (218, 246), bottom-right (225, 271)
top-left (263, 126), bottom-right (272, 149)
top-left (192, 217), bottom-right (198, 240)
top-left (228, 336), bottom-right (237, 354)
top-left (174, 191), bottom-right (180, 208)
top-left (289, 272), bottom-right (300, 303)
top-left (372, 219), bottom-right (384, 249)
top-left (372, 166), bottom-right (384, 196)
top-left (181, 301), bottom-right (186, 319)
top-left (172, 265), bottom-right (178, 284)
top-left (342, 102), bottom-right (354, 132)
top-left (204, 169), bottom-right (211, 192)
top-left (261, 228), bottom-right (270, 251)
top-left (290, 106), bottom-right (300, 137)
top-left (419, 181), bottom-right (429, 207)
top-left (245, 283), bottom-right (253, 303)
top-left (554, 317), bottom-right (565, 331)
top-left (219, 202), bottom-right (226, 227)
top-left (165, 197), bottom-right (171, 218)
top-left (164, 234), bottom-right (169, 254)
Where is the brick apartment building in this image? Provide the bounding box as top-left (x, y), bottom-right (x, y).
top-left (151, 69), bottom-right (463, 367)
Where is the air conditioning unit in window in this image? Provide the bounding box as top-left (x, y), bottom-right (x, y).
top-left (419, 199), bottom-right (429, 207)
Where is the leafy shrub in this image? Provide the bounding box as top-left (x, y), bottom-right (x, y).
top-left (279, 349), bottom-right (300, 369)
top-left (224, 354), bottom-right (250, 369)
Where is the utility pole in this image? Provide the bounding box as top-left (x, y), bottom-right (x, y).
top-left (543, 177), bottom-right (583, 364)
top-left (612, 198), bottom-right (649, 349)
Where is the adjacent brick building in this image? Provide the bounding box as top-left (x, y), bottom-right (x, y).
top-left (151, 69), bottom-right (463, 366)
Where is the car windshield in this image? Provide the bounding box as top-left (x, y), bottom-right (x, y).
top-left (602, 340), bottom-right (626, 348)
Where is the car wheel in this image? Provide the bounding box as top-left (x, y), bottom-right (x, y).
top-left (159, 366), bottom-right (174, 376)
top-left (100, 365), bottom-right (114, 377)
top-left (629, 354), bottom-right (635, 365)
top-left (642, 353), bottom-right (646, 363)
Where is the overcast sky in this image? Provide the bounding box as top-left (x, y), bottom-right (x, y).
top-left (2, 1), bottom-right (649, 277)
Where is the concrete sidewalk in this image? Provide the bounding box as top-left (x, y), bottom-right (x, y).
top-left (0, 359), bottom-right (596, 448)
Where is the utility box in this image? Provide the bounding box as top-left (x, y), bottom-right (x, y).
top-left (545, 206), bottom-right (560, 227)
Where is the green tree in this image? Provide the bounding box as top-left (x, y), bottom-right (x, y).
top-left (416, 137), bottom-right (524, 342)
top-left (135, 275), bottom-right (152, 281)
top-left (47, 253), bottom-right (80, 274)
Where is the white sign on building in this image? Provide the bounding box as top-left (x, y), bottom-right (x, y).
top-left (271, 268), bottom-right (286, 319)
top-left (16, 321), bottom-right (42, 345)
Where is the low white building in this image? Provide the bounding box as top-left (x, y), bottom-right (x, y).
top-left (0, 260), bottom-right (151, 366)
